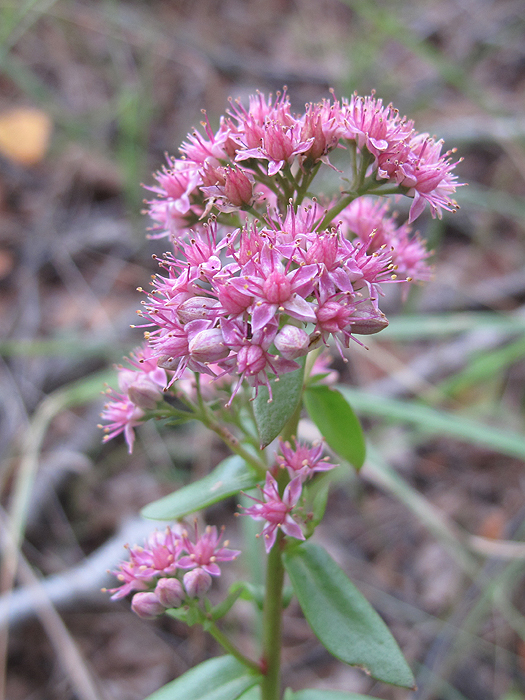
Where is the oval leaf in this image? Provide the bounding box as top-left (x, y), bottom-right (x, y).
top-left (283, 543), bottom-right (415, 690)
top-left (304, 386), bottom-right (365, 469)
top-left (253, 360), bottom-right (305, 448)
top-left (143, 655), bottom-right (261, 700)
top-left (141, 456), bottom-right (260, 520)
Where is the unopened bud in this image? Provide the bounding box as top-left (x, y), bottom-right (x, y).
top-left (131, 591), bottom-right (165, 619)
top-left (223, 167), bottom-right (254, 208)
top-left (183, 567), bottom-right (212, 598)
top-left (127, 376), bottom-right (162, 410)
top-left (201, 160), bottom-right (226, 187)
top-left (274, 325), bottom-right (310, 359)
top-left (155, 577), bottom-right (184, 608)
top-left (350, 312), bottom-right (389, 335)
top-left (177, 297), bottom-right (221, 324)
top-left (188, 328), bottom-right (230, 363)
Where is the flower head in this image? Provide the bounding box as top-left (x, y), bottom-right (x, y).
top-left (105, 526), bottom-right (182, 600)
top-left (177, 524), bottom-right (241, 576)
top-left (276, 439), bottom-right (337, 481)
top-left (241, 472), bottom-right (305, 552)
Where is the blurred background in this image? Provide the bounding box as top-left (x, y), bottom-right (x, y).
top-left (1, 1), bottom-right (525, 699)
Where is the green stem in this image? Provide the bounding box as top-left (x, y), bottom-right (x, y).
top-left (296, 162), bottom-right (321, 207)
top-left (206, 621), bottom-right (262, 674)
top-left (317, 192), bottom-right (358, 229)
top-left (259, 380), bottom-right (304, 700)
top-left (260, 531), bottom-right (286, 700)
top-left (178, 384), bottom-right (268, 476)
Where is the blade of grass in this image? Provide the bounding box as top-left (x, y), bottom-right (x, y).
top-left (338, 386), bottom-right (525, 461)
top-left (380, 312), bottom-right (525, 341)
top-left (458, 183), bottom-right (525, 221)
top-left (439, 336), bottom-right (525, 397)
top-left (0, 370), bottom-right (114, 698)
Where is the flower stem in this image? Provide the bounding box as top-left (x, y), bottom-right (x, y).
top-left (206, 621), bottom-right (262, 674)
top-left (260, 531), bottom-right (285, 700)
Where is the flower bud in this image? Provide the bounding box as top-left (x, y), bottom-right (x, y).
top-left (183, 567), bottom-right (212, 598)
top-left (177, 297), bottom-right (221, 324)
top-left (127, 376), bottom-right (162, 410)
top-left (223, 167), bottom-right (254, 208)
top-left (188, 328), bottom-right (230, 363)
top-left (201, 160), bottom-right (226, 187)
top-left (155, 577), bottom-right (184, 608)
top-left (274, 325), bottom-right (310, 359)
top-left (349, 311), bottom-right (389, 335)
top-left (131, 591), bottom-right (165, 619)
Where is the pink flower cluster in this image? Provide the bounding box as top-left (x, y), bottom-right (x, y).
top-left (99, 345), bottom-right (167, 453)
top-left (105, 524), bottom-right (240, 618)
top-left (140, 197), bottom-right (416, 401)
top-left (135, 89), bottom-right (463, 401)
top-left (241, 439), bottom-right (337, 552)
top-left (144, 89), bottom-right (462, 241)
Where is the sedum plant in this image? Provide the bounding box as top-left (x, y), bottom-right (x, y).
top-left (99, 89), bottom-right (462, 700)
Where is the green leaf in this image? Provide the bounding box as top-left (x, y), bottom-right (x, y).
top-left (166, 604), bottom-right (202, 627)
top-left (287, 691), bottom-right (379, 700)
top-left (236, 688), bottom-right (261, 700)
top-left (253, 360), bottom-right (305, 448)
top-left (304, 386), bottom-right (366, 469)
top-left (143, 655), bottom-right (261, 700)
top-left (338, 385), bottom-right (525, 462)
top-left (283, 543), bottom-right (415, 689)
top-left (141, 456), bottom-right (260, 520)
top-left (229, 581), bottom-right (265, 610)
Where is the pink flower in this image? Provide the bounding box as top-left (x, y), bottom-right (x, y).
top-left (180, 113), bottom-right (231, 165)
top-left (241, 472), bottom-right (305, 552)
top-left (200, 164), bottom-right (256, 211)
top-left (99, 344), bottom-right (168, 451)
top-left (299, 99), bottom-right (345, 165)
top-left (339, 197), bottom-right (433, 283)
top-left (236, 119), bottom-right (313, 176)
top-left (155, 577), bottom-right (184, 608)
top-left (99, 393), bottom-right (145, 454)
top-left (342, 92), bottom-right (413, 158)
top-left (276, 439), bottom-right (337, 481)
top-left (376, 134), bottom-right (463, 223)
top-left (177, 524), bottom-right (241, 576)
top-left (144, 156), bottom-right (202, 239)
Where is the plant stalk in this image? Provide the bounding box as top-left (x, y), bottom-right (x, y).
top-left (260, 531), bottom-right (285, 700)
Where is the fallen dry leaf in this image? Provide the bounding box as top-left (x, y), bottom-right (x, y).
top-left (0, 107), bottom-right (53, 166)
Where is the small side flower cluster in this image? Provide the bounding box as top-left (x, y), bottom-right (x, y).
top-left (98, 345), bottom-right (167, 453)
top-left (241, 439), bottom-right (337, 552)
top-left (105, 524), bottom-right (240, 619)
top-left (339, 196), bottom-right (433, 287)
